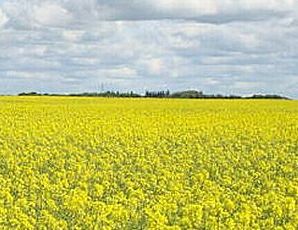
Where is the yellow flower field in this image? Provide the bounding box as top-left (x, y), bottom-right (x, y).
top-left (0, 97), bottom-right (297, 229)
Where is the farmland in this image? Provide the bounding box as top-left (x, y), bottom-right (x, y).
top-left (0, 97), bottom-right (297, 229)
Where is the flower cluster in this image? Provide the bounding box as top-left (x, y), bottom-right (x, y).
top-left (0, 97), bottom-right (297, 229)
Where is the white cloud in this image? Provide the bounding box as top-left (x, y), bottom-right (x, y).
top-left (0, 8), bottom-right (8, 27)
top-left (32, 2), bottom-right (73, 27)
top-left (5, 70), bottom-right (51, 79)
top-left (152, 0), bottom-right (218, 15)
top-left (62, 30), bottom-right (84, 42)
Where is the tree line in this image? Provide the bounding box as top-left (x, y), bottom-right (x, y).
top-left (18, 90), bottom-right (289, 100)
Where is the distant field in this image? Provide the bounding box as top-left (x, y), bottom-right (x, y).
top-left (0, 97), bottom-right (297, 229)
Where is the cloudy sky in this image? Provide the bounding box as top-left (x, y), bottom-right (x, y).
top-left (0, 0), bottom-right (297, 97)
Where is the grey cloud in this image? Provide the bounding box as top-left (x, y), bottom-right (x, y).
top-left (1, 0), bottom-right (297, 30)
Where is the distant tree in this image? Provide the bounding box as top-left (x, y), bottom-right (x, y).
top-left (18, 92), bottom-right (39, 96)
top-left (166, 90), bottom-right (170, 97)
top-left (171, 90), bottom-right (203, 98)
top-left (17, 89), bottom-right (289, 100)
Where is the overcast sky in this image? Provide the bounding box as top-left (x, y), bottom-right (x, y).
top-left (0, 0), bottom-right (297, 97)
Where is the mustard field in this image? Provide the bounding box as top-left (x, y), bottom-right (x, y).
top-left (0, 97), bottom-right (297, 229)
